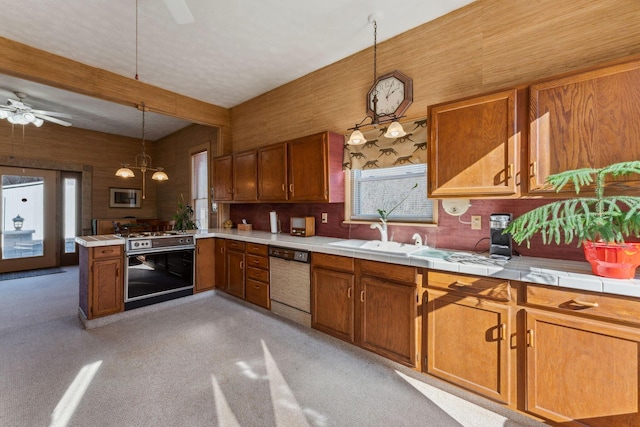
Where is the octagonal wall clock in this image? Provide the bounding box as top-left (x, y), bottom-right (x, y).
top-left (366, 70), bottom-right (413, 121)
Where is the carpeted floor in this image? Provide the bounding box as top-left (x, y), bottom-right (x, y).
top-left (0, 267), bottom-right (546, 426)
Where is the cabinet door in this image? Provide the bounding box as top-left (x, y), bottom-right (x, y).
top-left (91, 257), bottom-right (123, 318)
top-left (212, 156), bottom-right (233, 201)
top-left (233, 150), bottom-right (258, 201)
top-left (226, 249), bottom-right (245, 299)
top-left (359, 275), bottom-right (417, 367)
top-left (426, 289), bottom-right (512, 404)
top-left (288, 133), bottom-right (328, 201)
top-left (195, 238), bottom-right (215, 292)
top-left (258, 143), bottom-right (288, 201)
top-left (311, 267), bottom-right (355, 343)
top-left (428, 89), bottom-right (521, 197)
top-left (529, 60), bottom-right (640, 193)
top-left (214, 239), bottom-right (226, 290)
top-left (246, 278), bottom-right (270, 309)
top-left (526, 309), bottom-right (640, 426)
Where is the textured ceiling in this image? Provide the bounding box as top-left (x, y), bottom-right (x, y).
top-left (0, 0), bottom-right (475, 139)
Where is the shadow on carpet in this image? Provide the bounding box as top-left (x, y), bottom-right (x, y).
top-left (0, 267), bottom-right (65, 281)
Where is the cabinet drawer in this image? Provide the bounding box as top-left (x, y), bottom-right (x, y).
top-left (525, 284), bottom-right (640, 325)
top-left (92, 245), bottom-right (122, 259)
top-left (226, 240), bottom-right (245, 251)
top-left (428, 271), bottom-right (511, 302)
top-left (246, 279), bottom-right (270, 309)
top-left (312, 253), bottom-right (354, 273)
top-left (247, 266), bottom-right (269, 283)
top-left (360, 260), bottom-right (416, 285)
top-left (246, 243), bottom-right (268, 256)
top-left (246, 254), bottom-right (268, 270)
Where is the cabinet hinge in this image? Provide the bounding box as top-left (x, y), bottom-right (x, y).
top-left (424, 356), bottom-right (428, 366)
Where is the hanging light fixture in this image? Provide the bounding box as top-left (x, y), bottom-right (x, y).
top-left (346, 15), bottom-right (412, 145)
top-left (115, 103), bottom-right (168, 199)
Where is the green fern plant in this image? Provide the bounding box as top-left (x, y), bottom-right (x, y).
top-left (504, 161), bottom-right (640, 247)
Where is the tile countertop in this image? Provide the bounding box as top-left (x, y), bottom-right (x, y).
top-left (76, 229), bottom-right (640, 299)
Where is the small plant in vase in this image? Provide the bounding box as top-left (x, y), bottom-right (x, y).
top-left (504, 161), bottom-right (640, 278)
top-left (372, 183), bottom-right (418, 241)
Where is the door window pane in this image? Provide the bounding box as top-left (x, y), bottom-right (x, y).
top-left (63, 177), bottom-right (77, 253)
top-left (192, 151), bottom-right (208, 229)
top-left (2, 175), bottom-right (44, 259)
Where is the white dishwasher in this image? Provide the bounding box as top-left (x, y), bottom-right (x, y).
top-left (268, 246), bottom-right (311, 327)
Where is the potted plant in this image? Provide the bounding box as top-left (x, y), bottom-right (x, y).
top-left (173, 195), bottom-right (197, 231)
top-left (504, 161), bottom-right (640, 279)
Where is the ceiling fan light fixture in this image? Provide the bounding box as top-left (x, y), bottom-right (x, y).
top-left (116, 166), bottom-right (135, 178)
top-left (0, 110), bottom-right (8, 119)
top-left (384, 121), bottom-right (406, 138)
top-left (33, 118), bottom-right (44, 127)
top-left (347, 129), bottom-right (367, 145)
top-left (23, 112), bottom-right (36, 122)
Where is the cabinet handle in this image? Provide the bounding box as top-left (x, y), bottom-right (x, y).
top-left (507, 163), bottom-right (514, 179)
top-left (101, 249), bottom-right (114, 254)
top-left (499, 323), bottom-right (506, 341)
top-left (253, 259), bottom-right (260, 264)
top-left (240, 261), bottom-right (244, 270)
top-left (570, 299), bottom-right (599, 308)
top-left (347, 287), bottom-right (352, 299)
top-left (289, 184), bottom-right (294, 193)
top-left (282, 184), bottom-right (285, 192)
top-left (255, 285), bottom-right (260, 290)
top-left (527, 329), bottom-right (535, 348)
top-left (360, 290), bottom-right (365, 302)
top-left (530, 161), bottom-right (537, 178)
top-left (220, 247), bottom-right (225, 254)
top-left (452, 281), bottom-right (472, 287)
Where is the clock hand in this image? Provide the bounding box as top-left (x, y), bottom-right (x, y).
top-left (386, 88), bottom-right (398, 99)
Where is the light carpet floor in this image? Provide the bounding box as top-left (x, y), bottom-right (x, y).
top-left (0, 266), bottom-right (546, 427)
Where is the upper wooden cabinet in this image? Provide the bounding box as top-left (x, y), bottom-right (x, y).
top-left (212, 155), bottom-right (233, 201)
top-left (233, 150), bottom-right (258, 201)
top-left (215, 131), bottom-right (344, 203)
top-left (258, 143), bottom-right (288, 201)
top-left (286, 132), bottom-right (344, 202)
top-left (529, 59), bottom-right (640, 193)
top-left (428, 88), bottom-right (524, 198)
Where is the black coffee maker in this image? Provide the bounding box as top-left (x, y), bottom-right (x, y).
top-left (490, 213), bottom-right (513, 259)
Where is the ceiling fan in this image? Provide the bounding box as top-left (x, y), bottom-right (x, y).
top-left (0, 92), bottom-right (72, 127)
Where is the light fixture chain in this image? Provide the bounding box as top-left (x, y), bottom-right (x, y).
top-left (373, 20), bottom-right (377, 85)
top-left (135, 0), bottom-right (139, 80)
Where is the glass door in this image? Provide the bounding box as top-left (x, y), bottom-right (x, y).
top-left (60, 172), bottom-right (81, 266)
top-left (0, 167), bottom-right (57, 272)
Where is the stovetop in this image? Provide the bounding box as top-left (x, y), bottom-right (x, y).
top-left (125, 231), bottom-right (194, 253)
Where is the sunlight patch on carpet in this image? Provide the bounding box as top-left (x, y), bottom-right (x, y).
top-left (396, 370), bottom-right (509, 427)
top-left (50, 360), bottom-right (102, 427)
top-left (211, 375), bottom-right (241, 427)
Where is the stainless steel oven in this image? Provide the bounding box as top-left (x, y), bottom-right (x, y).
top-left (124, 233), bottom-right (195, 310)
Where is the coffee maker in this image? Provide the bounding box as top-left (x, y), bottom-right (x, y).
top-left (489, 213), bottom-right (513, 259)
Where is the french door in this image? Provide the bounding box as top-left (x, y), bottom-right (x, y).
top-left (0, 167), bottom-right (57, 272)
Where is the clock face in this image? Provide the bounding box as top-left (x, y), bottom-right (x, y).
top-left (370, 77), bottom-right (405, 115)
top-left (366, 70), bottom-right (413, 120)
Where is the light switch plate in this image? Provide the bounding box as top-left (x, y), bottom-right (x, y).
top-left (321, 212), bottom-right (328, 223)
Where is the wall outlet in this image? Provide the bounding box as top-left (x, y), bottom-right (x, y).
top-left (471, 215), bottom-right (482, 230)
top-left (321, 212), bottom-right (328, 223)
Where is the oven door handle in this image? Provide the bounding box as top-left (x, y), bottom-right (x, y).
top-left (127, 246), bottom-right (195, 256)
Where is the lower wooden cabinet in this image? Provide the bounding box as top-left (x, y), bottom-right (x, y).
top-left (311, 254), bottom-right (421, 368)
top-left (525, 309), bottom-right (640, 426)
top-left (225, 241), bottom-right (245, 299)
top-left (195, 238), bottom-right (215, 292)
top-left (79, 245), bottom-right (124, 319)
top-left (425, 288), bottom-right (513, 404)
top-left (312, 266), bottom-right (355, 343)
top-left (245, 243), bottom-right (270, 309)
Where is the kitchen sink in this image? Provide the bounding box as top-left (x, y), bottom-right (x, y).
top-left (409, 248), bottom-right (456, 260)
top-left (327, 239), bottom-right (422, 256)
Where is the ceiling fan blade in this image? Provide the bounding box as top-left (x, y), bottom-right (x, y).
top-left (35, 114), bottom-right (72, 127)
top-left (163, 0), bottom-right (194, 24)
top-left (30, 109), bottom-right (72, 119)
top-left (7, 99), bottom-right (26, 109)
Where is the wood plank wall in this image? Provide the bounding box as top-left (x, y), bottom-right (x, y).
top-left (230, 0), bottom-right (640, 151)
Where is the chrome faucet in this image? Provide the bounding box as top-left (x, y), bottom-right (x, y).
top-left (370, 221), bottom-right (388, 242)
top-left (412, 233), bottom-right (423, 246)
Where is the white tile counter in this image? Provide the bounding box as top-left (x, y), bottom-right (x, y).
top-left (193, 228), bottom-right (640, 298)
top-left (75, 235), bottom-right (124, 247)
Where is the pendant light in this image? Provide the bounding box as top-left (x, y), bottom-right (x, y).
top-left (115, 103), bottom-right (168, 199)
top-left (346, 15), bottom-right (410, 145)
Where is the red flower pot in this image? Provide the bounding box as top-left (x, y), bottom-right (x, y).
top-left (583, 241), bottom-right (640, 279)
